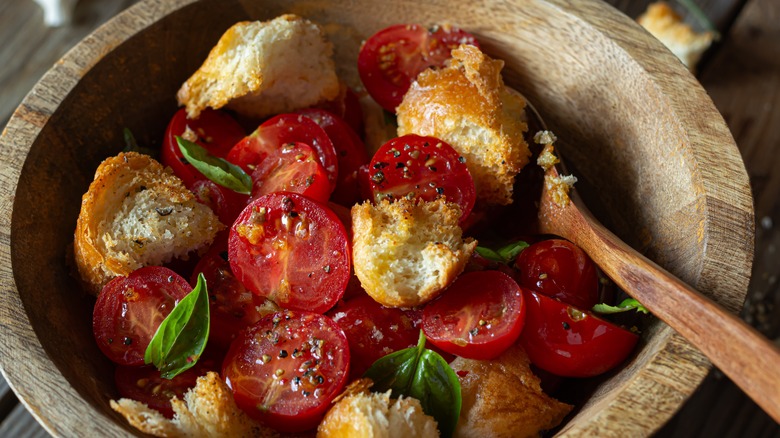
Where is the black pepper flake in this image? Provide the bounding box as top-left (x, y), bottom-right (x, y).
top-left (137, 185), bottom-right (148, 192)
top-left (282, 197), bottom-right (295, 211)
top-left (279, 350), bottom-right (288, 358)
top-left (423, 141), bottom-right (430, 147)
top-left (303, 390), bottom-right (312, 397)
top-left (219, 251), bottom-right (229, 261)
top-left (436, 187), bottom-right (445, 195)
top-left (371, 170), bottom-right (385, 184)
top-left (391, 149), bottom-right (401, 158)
top-left (289, 211), bottom-right (299, 218)
top-left (469, 328), bottom-right (479, 336)
top-left (396, 162), bottom-right (406, 169)
top-left (123, 337), bottom-right (133, 346)
top-left (562, 322), bottom-right (571, 330)
top-left (168, 275), bottom-right (174, 283)
top-left (155, 206), bottom-right (174, 216)
top-left (293, 376), bottom-right (302, 385)
top-left (458, 156), bottom-right (466, 163)
top-left (428, 166), bottom-right (437, 172)
top-left (373, 161), bottom-right (389, 169)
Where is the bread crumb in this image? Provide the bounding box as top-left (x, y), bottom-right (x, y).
top-left (637, 2), bottom-right (714, 71)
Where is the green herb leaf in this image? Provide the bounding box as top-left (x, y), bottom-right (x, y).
top-left (476, 239), bottom-right (529, 264)
top-left (176, 136), bottom-right (252, 195)
top-left (364, 331), bottom-right (461, 438)
top-left (122, 128), bottom-right (158, 157)
top-left (497, 240), bottom-right (530, 262)
top-left (593, 298), bottom-right (649, 315)
top-left (144, 273), bottom-right (210, 379)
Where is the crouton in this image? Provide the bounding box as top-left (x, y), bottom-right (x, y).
top-left (177, 14), bottom-right (340, 119)
top-left (111, 371), bottom-right (276, 438)
top-left (396, 44), bottom-right (530, 206)
top-left (351, 198), bottom-right (476, 308)
top-left (73, 152), bottom-right (223, 295)
top-left (637, 2), bottom-right (714, 71)
top-left (318, 379), bottom-right (438, 438)
top-left (450, 344), bottom-right (572, 438)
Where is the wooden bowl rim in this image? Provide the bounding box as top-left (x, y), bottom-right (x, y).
top-left (0, 0), bottom-right (753, 436)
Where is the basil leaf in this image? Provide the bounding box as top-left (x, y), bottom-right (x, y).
top-left (476, 239), bottom-right (529, 264)
top-left (364, 331), bottom-right (461, 438)
top-left (176, 137), bottom-right (252, 195)
top-left (122, 128), bottom-right (158, 157)
top-left (593, 298), bottom-right (649, 315)
top-left (497, 240), bottom-right (529, 262)
top-left (144, 273), bottom-right (210, 379)
top-left (475, 246), bottom-right (505, 263)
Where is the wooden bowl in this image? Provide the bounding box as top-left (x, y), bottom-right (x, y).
top-left (0, 0), bottom-right (753, 436)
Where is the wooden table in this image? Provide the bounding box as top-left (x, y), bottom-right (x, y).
top-left (1, 0), bottom-right (778, 436)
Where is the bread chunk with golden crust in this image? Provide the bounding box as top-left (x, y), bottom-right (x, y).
top-left (318, 379), bottom-right (439, 438)
top-left (111, 371), bottom-right (277, 438)
top-left (397, 44), bottom-right (530, 206)
top-left (74, 152), bottom-right (223, 295)
top-left (351, 198), bottom-right (476, 308)
top-left (177, 14), bottom-right (339, 119)
top-left (450, 344), bottom-right (572, 438)
top-left (637, 2), bottom-right (714, 71)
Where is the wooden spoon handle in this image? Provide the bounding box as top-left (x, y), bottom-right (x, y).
top-left (567, 205), bottom-right (780, 424)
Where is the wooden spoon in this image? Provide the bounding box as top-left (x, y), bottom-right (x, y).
top-left (536, 140), bottom-right (780, 423)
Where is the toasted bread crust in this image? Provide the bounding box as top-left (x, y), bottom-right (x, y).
top-left (351, 198), bottom-right (476, 308)
top-left (397, 44), bottom-right (530, 206)
top-left (451, 344), bottom-right (572, 438)
top-left (318, 379), bottom-right (438, 438)
top-left (177, 15), bottom-right (339, 119)
top-left (73, 152), bottom-right (222, 295)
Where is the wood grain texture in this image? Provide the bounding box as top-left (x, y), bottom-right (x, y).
top-left (0, 0), bottom-right (755, 437)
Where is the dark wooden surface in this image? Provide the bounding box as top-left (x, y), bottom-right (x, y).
top-left (0, 0), bottom-right (777, 435)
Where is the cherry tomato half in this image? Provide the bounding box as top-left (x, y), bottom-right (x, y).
top-left (368, 134), bottom-right (476, 221)
top-left (519, 290), bottom-right (639, 377)
top-left (190, 238), bottom-right (267, 352)
top-left (358, 24), bottom-right (479, 111)
top-left (515, 239), bottom-right (599, 310)
top-left (161, 108), bottom-right (246, 189)
top-left (222, 311), bottom-right (350, 432)
top-left (297, 108), bottom-right (369, 206)
top-left (315, 84), bottom-right (365, 137)
top-left (227, 114), bottom-right (339, 190)
top-left (422, 271), bottom-right (525, 360)
top-left (228, 192), bottom-right (351, 313)
top-left (328, 294), bottom-right (419, 378)
top-left (250, 142), bottom-right (332, 203)
top-left (93, 266), bottom-right (191, 366)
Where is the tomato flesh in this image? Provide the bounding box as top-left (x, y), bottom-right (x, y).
top-left (93, 266), bottom-right (192, 366)
top-left (368, 134), bottom-right (476, 221)
top-left (250, 142), bottom-right (332, 203)
top-left (161, 108), bottom-right (245, 189)
top-left (191, 179), bottom-right (249, 226)
top-left (519, 290), bottom-right (639, 377)
top-left (227, 114), bottom-right (339, 190)
top-left (327, 294), bottom-right (419, 378)
top-left (515, 239), bottom-right (599, 310)
top-left (358, 24), bottom-right (479, 111)
top-left (422, 270), bottom-right (525, 360)
top-left (297, 108), bottom-right (369, 206)
top-left (191, 238), bottom-right (267, 352)
top-left (228, 192), bottom-right (351, 313)
top-left (222, 311), bottom-right (350, 432)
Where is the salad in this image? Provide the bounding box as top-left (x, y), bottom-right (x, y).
top-left (75, 15), bottom-right (643, 438)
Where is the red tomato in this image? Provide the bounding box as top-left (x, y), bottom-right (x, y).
top-left (190, 239), bottom-right (267, 351)
top-left (250, 142), bottom-right (332, 203)
top-left (222, 311), bottom-right (350, 432)
top-left (191, 179), bottom-right (249, 226)
top-left (227, 114), bottom-right (339, 190)
top-left (297, 108), bottom-right (370, 206)
top-left (161, 108), bottom-right (246, 188)
top-left (422, 271), bottom-right (525, 360)
top-left (228, 193), bottom-right (351, 313)
top-left (358, 24), bottom-right (479, 111)
top-left (328, 294), bottom-right (419, 378)
top-left (515, 239), bottom-right (599, 310)
top-left (93, 266), bottom-right (191, 366)
top-left (368, 134), bottom-right (476, 221)
top-left (315, 84), bottom-right (365, 137)
top-left (114, 356), bottom-right (217, 418)
top-left (519, 290), bottom-right (639, 377)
